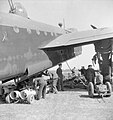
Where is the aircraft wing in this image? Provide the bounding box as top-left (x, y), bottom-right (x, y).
top-left (41, 27), bottom-right (113, 49)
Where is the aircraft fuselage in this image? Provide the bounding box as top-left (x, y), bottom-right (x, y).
top-left (0, 12), bottom-right (81, 82)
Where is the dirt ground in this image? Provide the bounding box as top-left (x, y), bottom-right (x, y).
top-left (0, 88), bottom-right (113, 120)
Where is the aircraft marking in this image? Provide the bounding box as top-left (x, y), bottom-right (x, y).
top-left (51, 32), bottom-right (54, 36)
top-left (2, 31), bottom-right (8, 42)
top-left (13, 26), bottom-right (19, 33)
top-left (27, 28), bottom-right (32, 34)
top-left (36, 29), bottom-right (40, 35)
top-left (24, 48), bottom-right (33, 60)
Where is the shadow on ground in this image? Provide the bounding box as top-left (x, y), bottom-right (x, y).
top-left (64, 87), bottom-right (87, 92)
top-left (63, 82), bottom-right (87, 92)
top-left (79, 94), bottom-right (102, 99)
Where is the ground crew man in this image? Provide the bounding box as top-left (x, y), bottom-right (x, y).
top-left (34, 72), bottom-right (47, 100)
top-left (56, 63), bottom-right (64, 91)
top-left (85, 65), bottom-right (96, 84)
top-left (79, 66), bottom-right (86, 76)
top-left (52, 73), bottom-right (58, 94)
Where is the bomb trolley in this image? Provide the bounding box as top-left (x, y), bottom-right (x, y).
top-left (88, 81), bottom-right (112, 98)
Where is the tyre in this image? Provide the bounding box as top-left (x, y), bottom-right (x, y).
top-left (105, 82), bottom-right (112, 97)
top-left (88, 82), bottom-right (94, 98)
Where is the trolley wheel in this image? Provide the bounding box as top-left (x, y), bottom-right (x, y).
top-left (27, 94), bottom-right (35, 104)
top-left (105, 82), bottom-right (112, 97)
top-left (88, 82), bottom-right (94, 98)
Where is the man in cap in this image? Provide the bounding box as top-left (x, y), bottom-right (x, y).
top-left (56, 63), bottom-right (64, 91)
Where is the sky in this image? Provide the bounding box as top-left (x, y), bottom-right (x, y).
top-left (0, 0), bottom-right (113, 70)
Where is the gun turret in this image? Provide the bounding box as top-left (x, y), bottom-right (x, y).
top-left (8, 0), bottom-right (15, 13)
top-left (8, 0), bottom-right (28, 18)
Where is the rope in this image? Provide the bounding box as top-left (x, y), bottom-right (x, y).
top-left (65, 61), bottom-right (72, 72)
